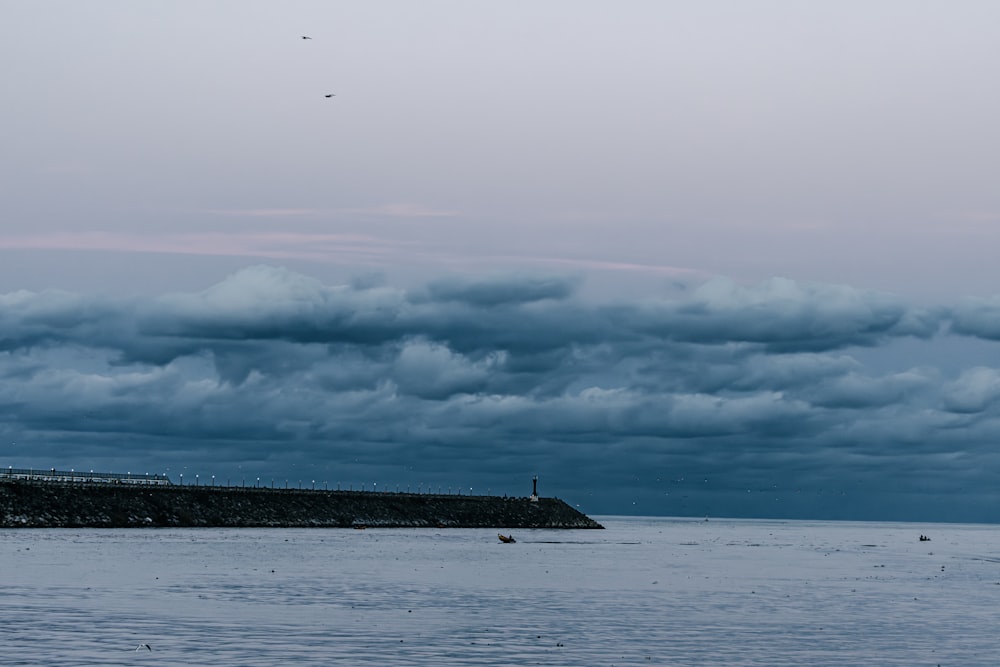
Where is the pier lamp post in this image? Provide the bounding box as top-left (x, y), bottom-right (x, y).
top-left (180, 474), bottom-right (183, 486)
top-left (324, 481), bottom-right (328, 490)
top-left (312, 480), bottom-right (315, 490)
top-left (195, 474), bottom-right (199, 487)
top-left (299, 480), bottom-right (302, 489)
top-left (373, 482), bottom-right (377, 493)
top-left (211, 475), bottom-right (215, 487)
top-left (256, 477), bottom-right (260, 488)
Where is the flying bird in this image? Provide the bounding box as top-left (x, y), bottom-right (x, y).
top-left (324, 94), bottom-right (335, 98)
top-left (135, 644), bottom-right (152, 651)
top-left (301, 36), bottom-right (312, 40)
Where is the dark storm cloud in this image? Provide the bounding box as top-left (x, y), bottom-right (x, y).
top-left (4, 265), bottom-right (1000, 520)
top-left (614, 277), bottom-right (938, 352)
top-left (948, 296), bottom-right (1000, 340)
top-left (424, 274), bottom-right (579, 306)
top-left (0, 289), bottom-right (126, 351)
top-left (941, 367), bottom-right (1000, 414)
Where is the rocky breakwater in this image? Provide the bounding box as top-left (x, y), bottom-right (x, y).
top-left (0, 480), bottom-right (603, 529)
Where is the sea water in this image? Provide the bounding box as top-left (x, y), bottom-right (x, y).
top-left (2, 517), bottom-right (997, 665)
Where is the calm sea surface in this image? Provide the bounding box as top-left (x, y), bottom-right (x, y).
top-left (2, 517), bottom-right (998, 665)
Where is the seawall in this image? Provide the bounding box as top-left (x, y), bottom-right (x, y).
top-left (0, 480), bottom-right (603, 529)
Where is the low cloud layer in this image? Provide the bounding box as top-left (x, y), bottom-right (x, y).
top-left (3, 266), bottom-right (999, 520)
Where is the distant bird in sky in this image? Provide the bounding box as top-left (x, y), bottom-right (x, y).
top-left (301, 36), bottom-right (312, 40)
top-left (135, 643), bottom-right (152, 651)
top-left (324, 94), bottom-right (335, 98)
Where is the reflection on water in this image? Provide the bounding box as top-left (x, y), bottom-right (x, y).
top-left (2, 517), bottom-right (997, 665)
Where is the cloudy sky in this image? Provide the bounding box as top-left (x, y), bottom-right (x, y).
top-left (3, 1), bottom-right (1000, 521)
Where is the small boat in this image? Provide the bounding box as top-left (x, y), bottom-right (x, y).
top-left (498, 533), bottom-right (516, 543)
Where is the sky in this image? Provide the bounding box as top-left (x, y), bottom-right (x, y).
top-left (2, 1), bottom-right (1000, 521)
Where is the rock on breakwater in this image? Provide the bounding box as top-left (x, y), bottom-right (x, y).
top-left (0, 480), bottom-right (603, 529)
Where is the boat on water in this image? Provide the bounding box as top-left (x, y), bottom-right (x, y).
top-left (498, 533), bottom-right (516, 543)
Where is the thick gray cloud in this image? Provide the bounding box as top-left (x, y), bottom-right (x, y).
top-left (424, 275), bottom-right (579, 306)
top-left (615, 277), bottom-right (938, 351)
top-left (3, 265), bottom-right (1000, 520)
top-left (949, 296), bottom-right (1000, 340)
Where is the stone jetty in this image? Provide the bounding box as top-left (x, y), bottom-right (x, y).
top-left (0, 480), bottom-right (603, 529)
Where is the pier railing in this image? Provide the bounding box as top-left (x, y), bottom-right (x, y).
top-left (1, 467), bottom-right (172, 485)
top-left (2, 467), bottom-right (538, 500)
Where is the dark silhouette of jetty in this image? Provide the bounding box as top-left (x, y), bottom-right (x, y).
top-left (0, 469), bottom-right (602, 529)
